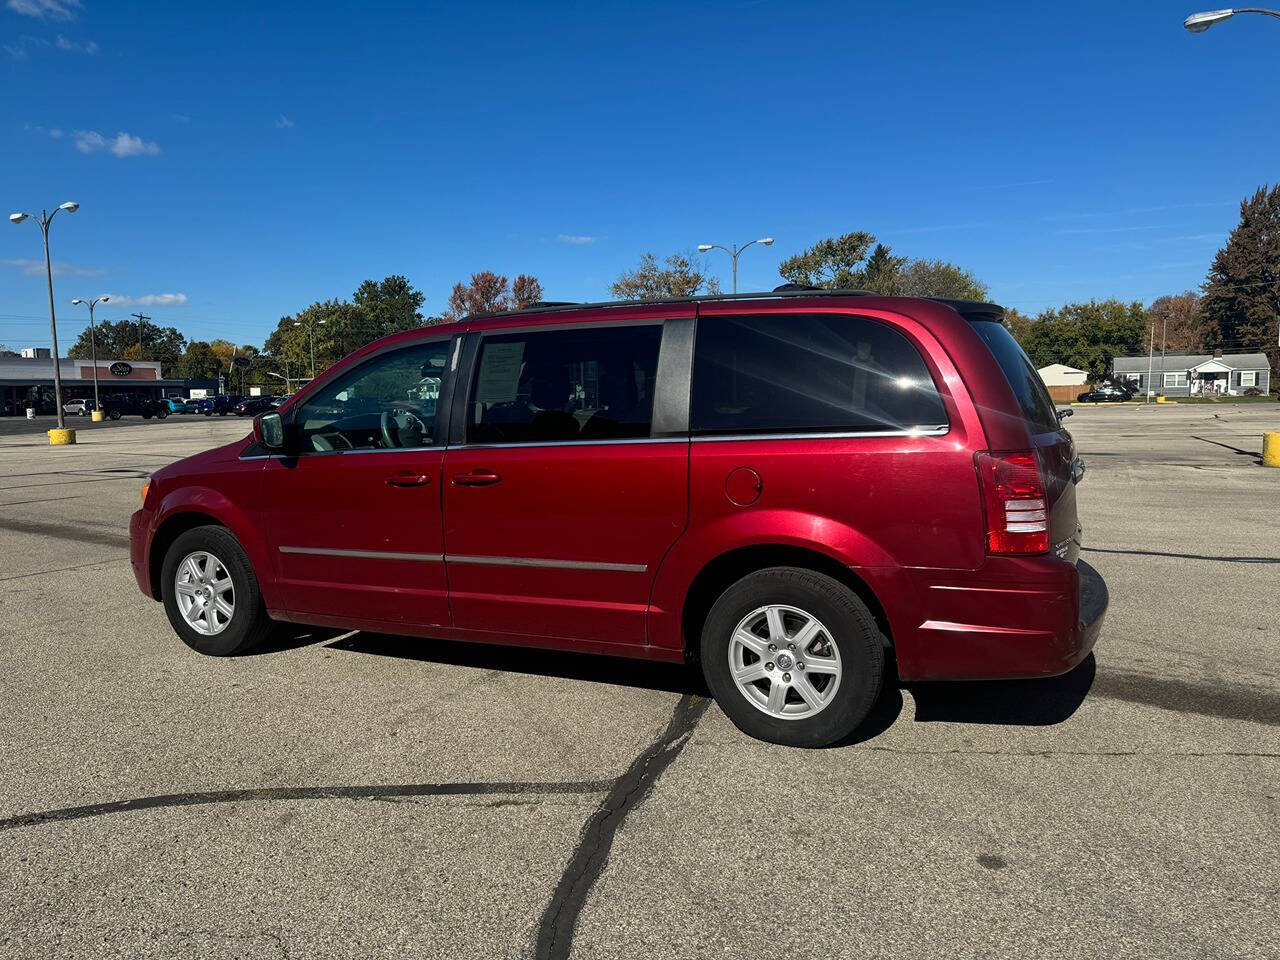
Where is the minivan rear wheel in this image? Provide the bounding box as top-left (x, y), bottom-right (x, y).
top-left (161, 525), bottom-right (272, 656)
top-left (700, 567), bottom-right (885, 748)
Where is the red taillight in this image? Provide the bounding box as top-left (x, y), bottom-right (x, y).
top-left (975, 451), bottom-right (1049, 555)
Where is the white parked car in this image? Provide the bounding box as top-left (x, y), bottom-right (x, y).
top-left (63, 399), bottom-right (93, 416)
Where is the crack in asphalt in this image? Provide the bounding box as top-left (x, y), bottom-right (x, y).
top-left (535, 694), bottom-right (710, 960)
top-left (0, 781), bottom-right (614, 833)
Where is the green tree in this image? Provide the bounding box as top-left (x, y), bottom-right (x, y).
top-left (778, 231), bottom-right (877, 288)
top-left (1017, 300), bottom-right (1147, 382)
top-left (1201, 185), bottom-right (1280, 373)
top-left (353, 275), bottom-right (428, 333)
top-left (67, 318), bottom-right (186, 375)
top-left (178, 340), bottom-right (221, 379)
top-left (611, 252), bottom-right (720, 300)
top-left (778, 231), bottom-right (987, 299)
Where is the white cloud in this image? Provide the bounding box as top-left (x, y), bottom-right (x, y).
top-left (4, 35), bottom-right (47, 59)
top-left (55, 34), bottom-right (98, 53)
top-left (275, 114), bottom-right (295, 129)
top-left (74, 130), bottom-right (161, 157)
top-left (6, 0), bottom-right (80, 20)
top-left (558, 234), bottom-right (598, 245)
top-left (3, 258), bottom-right (105, 277)
top-left (103, 293), bottom-right (189, 307)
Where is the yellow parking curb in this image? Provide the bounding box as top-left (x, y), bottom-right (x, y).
top-left (1264, 432), bottom-right (1280, 468)
top-left (90, 410), bottom-right (104, 423)
top-left (48, 428), bottom-right (76, 446)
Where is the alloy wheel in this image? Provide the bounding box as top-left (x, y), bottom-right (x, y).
top-left (174, 551), bottom-right (234, 636)
top-left (727, 604), bottom-right (842, 720)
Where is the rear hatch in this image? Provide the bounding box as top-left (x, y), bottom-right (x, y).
top-left (953, 306), bottom-right (1080, 564)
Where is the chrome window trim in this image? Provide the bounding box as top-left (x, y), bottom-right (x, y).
top-left (279, 546), bottom-right (444, 562)
top-left (446, 554), bottom-right (647, 573)
top-left (240, 445), bottom-right (445, 461)
top-left (457, 436), bottom-right (687, 451)
top-left (691, 425), bottom-right (950, 443)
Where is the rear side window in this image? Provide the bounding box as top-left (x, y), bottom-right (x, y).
top-left (968, 320), bottom-right (1060, 434)
top-left (690, 313), bottom-right (947, 436)
top-left (467, 324), bottom-right (662, 444)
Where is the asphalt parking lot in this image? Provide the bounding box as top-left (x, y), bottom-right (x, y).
top-left (1, 405), bottom-right (1277, 959)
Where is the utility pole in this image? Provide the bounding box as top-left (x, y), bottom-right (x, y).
top-left (131, 312), bottom-right (151, 356)
top-left (1159, 312), bottom-right (1169, 398)
top-left (1145, 322), bottom-right (1156, 404)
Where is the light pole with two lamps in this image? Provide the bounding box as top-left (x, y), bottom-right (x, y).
top-left (70, 295), bottom-right (109, 421)
top-left (9, 202), bottom-right (79, 441)
top-left (697, 237), bottom-right (774, 295)
top-left (294, 317), bottom-right (325, 380)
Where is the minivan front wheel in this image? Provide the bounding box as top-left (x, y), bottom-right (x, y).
top-left (161, 525), bottom-right (272, 656)
top-left (700, 567), bottom-right (885, 748)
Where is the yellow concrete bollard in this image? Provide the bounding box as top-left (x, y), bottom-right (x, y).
top-left (1264, 432), bottom-right (1280, 468)
top-left (90, 410), bottom-right (104, 423)
top-left (48, 428), bottom-right (76, 446)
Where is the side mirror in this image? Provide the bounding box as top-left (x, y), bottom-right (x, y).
top-left (1057, 408), bottom-right (1074, 419)
top-left (256, 411), bottom-right (285, 450)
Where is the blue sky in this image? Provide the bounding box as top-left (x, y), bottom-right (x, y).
top-left (1, 0), bottom-right (1276, 352)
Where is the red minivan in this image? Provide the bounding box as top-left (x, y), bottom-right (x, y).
top-left (130, 290), bottom-right (1107, 746)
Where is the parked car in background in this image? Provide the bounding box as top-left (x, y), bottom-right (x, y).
top-left (131, 289), bottom-right (1107, 748)
top-left (163, 397), bottom-right (188, 414)
top-left (233, 395), bottom-right (281, 416)
top-left (183, 399), bottom-right (202, 414)
top-left (197, 395), bottom-right (241, 416)
top-left (62, 398), bottom-right (93, 416)
top-left (100, 395), bottom-right (169, 420)
top-left (1077, 384), bottom-right (1131, 403)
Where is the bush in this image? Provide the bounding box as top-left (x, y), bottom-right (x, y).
top-left (1243, 387), bottom-right (1262, 396)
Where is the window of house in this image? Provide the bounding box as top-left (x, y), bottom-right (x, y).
top-left (293, 340), bottom-right (449, 452)
top-left (466, 324), bottom-right (662, 444)
top-left (691, 313), bottom-right (948, 436)
top-left (1164, 372), bottom-right (1188, 388)
top-left (1240, 370), bottom-right (1258, 387)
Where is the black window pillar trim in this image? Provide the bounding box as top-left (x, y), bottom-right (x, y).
top-left (448, 331), bottom-right (482, 446)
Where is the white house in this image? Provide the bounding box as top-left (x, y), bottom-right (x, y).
top-left (1036, 363), bottom-right (1089, 386)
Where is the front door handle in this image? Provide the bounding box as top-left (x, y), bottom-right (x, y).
top-left (386, 473), bottom-right (431, 488)
top-left (452, 469), bottom-right (502, 487)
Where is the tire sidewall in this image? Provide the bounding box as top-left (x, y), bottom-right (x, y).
top-left (701, 569), bottom-right (884, 748)
top-left (160, 527), bottom-right (266, 656)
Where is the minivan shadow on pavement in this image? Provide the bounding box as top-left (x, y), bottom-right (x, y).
top-left (906, 654), bottom-right (1096, 727)
top-left (325, 632), bottom-right (709, 697)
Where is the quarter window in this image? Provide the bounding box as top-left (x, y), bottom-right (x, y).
top-left (466, 324), bottom-right (663, 444)
top-left (293, 340), bottom-right (449, 452)
top-left (690, 313), bottom-right (948, 436)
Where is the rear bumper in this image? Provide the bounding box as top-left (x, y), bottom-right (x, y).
top-left (896, 557), bottom-right (1108, 681)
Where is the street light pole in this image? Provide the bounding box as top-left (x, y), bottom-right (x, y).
top-left (294, 317), bottom-right (325, 379)
top-left (9, 202), bottom-right (79, 432)
top-left (1185, 7), bottom-right (1280, 31)
top-left (697, 237), bottom-right (775, 294)
top-left (71, 296), bottom-right (110, 417)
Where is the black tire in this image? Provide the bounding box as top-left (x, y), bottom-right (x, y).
top-left (700, 567), bottom-right (885, 748)
top-left (160, 525), bottom-right (273, 656)
top-left (204, 411), bottom-right (212, 416)
top-left (157, 409), bottom-right (169, 420)
top-left (110, 409), bottom-right (121, 421)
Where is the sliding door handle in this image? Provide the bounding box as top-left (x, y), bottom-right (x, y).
top-left (452, 469), bottom-right (502, 487)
